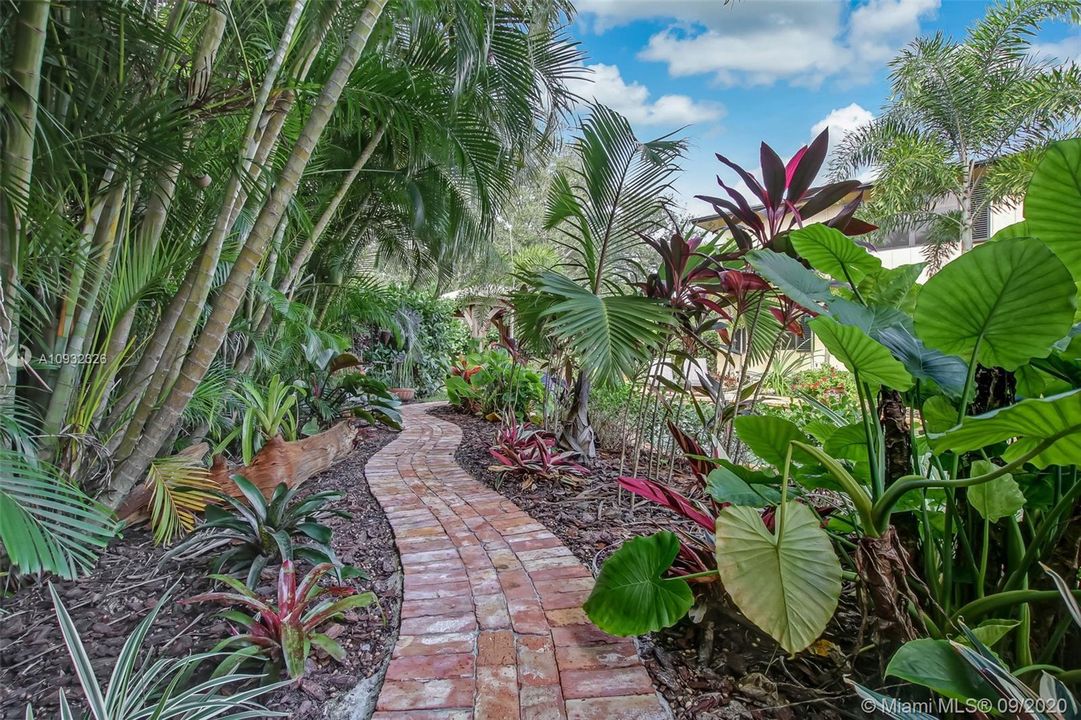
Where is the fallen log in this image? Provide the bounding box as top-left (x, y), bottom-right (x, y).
top-left (118, 421), bottom-right (363, 523)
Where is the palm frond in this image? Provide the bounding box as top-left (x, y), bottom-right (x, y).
top-left (0, 451), bottom-right (117, 578)
top-left (145, 454), bottom-right (219, 546)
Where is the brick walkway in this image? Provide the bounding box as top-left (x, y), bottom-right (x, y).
top-left (366, 403), bottom-right (668, 720)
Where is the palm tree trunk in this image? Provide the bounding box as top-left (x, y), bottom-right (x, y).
top-left (279, 121), bottom-right (388, 295)
top-left (41, 182), bottom-right (128, 447)
top-left (108, 0), bottom-right (390, 506)
top-left (96, 8), bottom-right (229, 422)
top-left (112, 4), bottom-right (304, 457)
top-left (1, 0), bottom-right (50, 412)
top-left (559, 371), bottom-right (595, 459)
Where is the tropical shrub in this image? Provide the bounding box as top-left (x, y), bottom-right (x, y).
top-left (446, 349), bottom-right (544, 419)
top-left (361, 287), bottom-right (470, 398)
top-left (584, 137), bottom-right (1081, 676)
top-left (857, 572), bottom-right (1081, 719)
top-left (187, 560), bottom-right (377, 680)
top-left (27, 584), bottom-right (285, 719)
top-left (489, 423), bottom-right (588, 487)
top-left (290, 339), bottom-right (402, 432)
top-left (233, 375), bottom-right (299, 466)
top-left (165, 476), bottom-right (350, 588)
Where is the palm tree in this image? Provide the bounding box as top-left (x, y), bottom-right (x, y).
top-left (832, 0), bottom-right (1081, 260)
top-left (514, 105), bottom-right (684, 458)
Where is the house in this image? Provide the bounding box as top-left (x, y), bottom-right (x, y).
top-left (691, 182), bottom-right (1023, 377)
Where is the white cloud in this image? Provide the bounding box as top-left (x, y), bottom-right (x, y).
top-left (812, 104), bottom-right (876, 180)
top-left (565, 63), bottom-right (725, 126)
top-left (1031, 34), bottom-right (1081, 64)
top-left (812, 103), bottom-right (873, 140)
top-left (578, 0), bottom-right (939, 87)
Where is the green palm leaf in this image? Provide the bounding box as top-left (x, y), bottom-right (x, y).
top-left (0, 452), bottom-right (117, 578)
top-left (534, 271), bottom-right (672, 385)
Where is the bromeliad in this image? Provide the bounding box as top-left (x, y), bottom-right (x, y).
top-left (185, 560), bottom-right (378, 680)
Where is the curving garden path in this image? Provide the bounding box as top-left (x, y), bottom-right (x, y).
top-left (366, 403), bottom-right (669, 720)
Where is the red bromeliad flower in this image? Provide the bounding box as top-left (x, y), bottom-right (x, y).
top-left (490, 422), bottom-right (588, 481)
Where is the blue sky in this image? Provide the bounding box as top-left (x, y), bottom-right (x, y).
top-left (564, 0), bottom-right (1081, 216)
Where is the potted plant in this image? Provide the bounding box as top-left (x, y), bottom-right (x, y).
top-left (389, 356), bottom-right (416, 402)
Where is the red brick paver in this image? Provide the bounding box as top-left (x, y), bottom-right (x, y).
top-left (369, 403), bottom-right (669, 720)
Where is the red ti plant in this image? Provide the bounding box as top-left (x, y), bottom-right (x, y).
top-left (489, 422), bottom-right (588, 487)
top-left (185, 560), bottom-right (377, 680)
top-left (696, 128), bottom-right (875, 254)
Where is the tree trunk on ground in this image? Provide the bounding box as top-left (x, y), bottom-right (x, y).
top-left (106, 0), bottom-right (391, 507)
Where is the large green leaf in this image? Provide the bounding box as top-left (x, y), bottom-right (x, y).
top-left (733, 416), bottom-right (808, 470)
top-left (966, 461), bottom-right (1025, 522)
top-left (706, 467), bottom-right (780, 507)
top-left (914, 237), bottom-right (1076, 370)
top-left (885, 639), bottom-right (996, 703)
top-left (858, 263), bottom-right (924, 310)
top-left (823, 422), bottom-right (869, 462)
top-left (827, 297), bottom-right (910, 337)
top-left (745, 249), bottom-right (833, 312)
top-left (1024, 138), bottom-right (1081, 282)
top-left (931, 389), bottom-right (1081, 468)
top-left (877, 326), bottom-right (967, 397)
top-left (0, 452), bottom-right (117, 579)
top-left (790, 224), bottom-right (881, 285)
top-left (583, 532), bottom-right (694, 636)
top-left (715, 502), bottom-right (842, 653)
top-left (809, 316), bottom-right (914, 390)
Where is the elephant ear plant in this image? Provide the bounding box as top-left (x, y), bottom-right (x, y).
top-left (584, 138), bottom-right (1081, 674)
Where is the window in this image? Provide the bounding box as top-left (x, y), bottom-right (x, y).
top-left (971, 182), bottom-right (990, 241)
top-left (779, 318), bottom-right (813, 352)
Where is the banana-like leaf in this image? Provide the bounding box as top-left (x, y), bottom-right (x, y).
top-left (810, 316), bottom-right (913, 390)
top-left (583, 532), bottom-right (694, 636)
top-left (931, 389), bottom-right (1081, 468)
top-left (715, 502), bottom-right (842, 653)
top-left (1025, 138), bottom-right (1081, 282)
top-left (790, 224), bottom-right (881, 285)
top-left (914, 237), bottom-right (1076, 370)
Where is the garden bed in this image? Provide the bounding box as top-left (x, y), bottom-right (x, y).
top-left (433, 405), bottom-right (871, 720)
top-left (0, 427), bottom-right (400, 720)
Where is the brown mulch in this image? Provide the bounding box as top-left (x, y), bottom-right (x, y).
top-left (0, 426), bottom-right (400, 720)
top-left (432, 405), bottom-right (873, 720)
